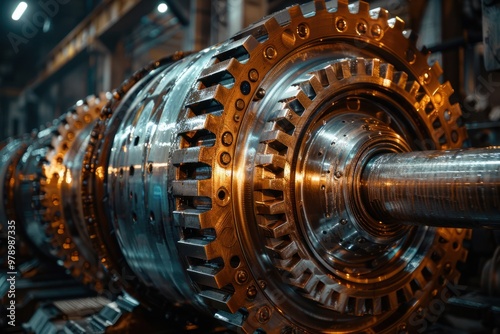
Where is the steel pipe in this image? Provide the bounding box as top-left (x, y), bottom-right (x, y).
top-left (361, 148), bottom-right (500, 228)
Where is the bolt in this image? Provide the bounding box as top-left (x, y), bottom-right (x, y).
top-left (220, 152), bottom-right (231, 165)
top-left (336, 18), bottom-right (347, 32)
top-left (234, 114), bottom-right (241, 122)
top-left (236, 270), bottom-right (248, 284)
top-left (334, 171), bottom-right (343, 178)
top-left (249, 69), bottom-right (259, 82)
top-left (255, 88), bottom-right (266, 100)
top-left (297, 23), bottom-right (309, 38)
top-left (357, 21), bottom-right (367, 34)
top-left (257, 306), bottom-right (271, 323)
top-left (371, 24), bottom-right (382, 38)
top-left (222, 132), bottom-right (233, 146)
top-left (444, 262), bottom-right (452, 274)
top-left (264, 46), bottom-right (277, 59)
top-left (422, 72), bottom-right (431, 84)
top-left (340, 218), bottom-right (348, 225)
top-left (247, 285), bottom-right (257, 299)
top-left (258, 279), bottom-right (267, 290)
top-left (235, 99), bottom-right (245, 111)
top-left (434, 92), bottom-right (443, 106)
top-left (147, 163), bottom-right (153, 174)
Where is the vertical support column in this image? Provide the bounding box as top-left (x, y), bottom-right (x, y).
top-left (185, 0), bottom-right (212, 50)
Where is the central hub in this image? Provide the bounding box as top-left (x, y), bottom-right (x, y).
top-left (295, 113), bottom-right (411, 264)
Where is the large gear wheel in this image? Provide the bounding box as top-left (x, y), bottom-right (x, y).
top-left (6, 1), bottom-right (488, 334)
top-left (79, 1), bottom-right (470, 333)
top-left (40, 93), bottom-right (110, 289)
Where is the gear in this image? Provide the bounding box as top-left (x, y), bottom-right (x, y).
top-left (61, 1), bottom-right (470, 333)
top-left (40, 94), bottom-right (109, 289)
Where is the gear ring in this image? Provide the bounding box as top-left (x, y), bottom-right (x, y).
top-left (41, 94), bottom-right (109, 289)
top-left (227, 1), bottom-right (468, 332)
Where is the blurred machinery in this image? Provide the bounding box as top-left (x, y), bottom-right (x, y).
top-left (1, 1), bottom-right (500, 333)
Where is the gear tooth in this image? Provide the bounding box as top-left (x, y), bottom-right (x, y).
top-left (255, 178), bottom-right (285, 191)
top-left (199, 289), bottom-right (235, 313)
top-left (173, 209), bottom-right (210, 229)
top-left (255, 153), bottom-right (286, 171)
top-left (336, 0), bottom-right (349, 11)
top-left (354, 58), bottom-right (367, 76)
top-left (369, 7), bottom-right (389, 20)
top-left (335, 293), bottom-right (349, 314)
top-left (403, 29), bottom-right (419, 42)
top-left (270, 108), bottom-right (299, 134)
top-left (339, 60), bottom-right (352, 79)
top-left (394, 71), bottom-right (408, 88)
top-left (172, 179), bottom-right (212, 197)
top-left (261, 129), bottom-right (293, 152)
top-left (263, 16), bottom-right (281, 32)
top-left (406, 80), bottom-right (421, 97)
top-left (304, 76), bottom-right (323, 98)
top-left (357, 1), bottom-right (370, 14)
top-left (177, 238), bottom-right (219, 260)
top-left (380, 63), bottom-right (394, 81)
top-left (314, 0), bottom-right (327, 12)
top-left (355, 298), bottom-right (366, 316)
top-left (388, 17), bottom-right (405, 30)
top-left (323, 65), bottom-right (337, 84)
top-left (365, 58), bottom-right (380, 77)
top-left (287, 4), bottom-right (303, 19)
top-left (187, 264), bottom-right (230, 289)
top-left (256, 200), bottom-right (286, 215)
top-left (277, 258), bottom-right (307, 278)
top-left (261, 220), bottom-right (292, 239)
top-left (266, 239), bottom-right (298, 259)
top-left (431, 61), bottom-right (444, 78)
top-left (441, 81), bottom-right (454, 96)
top-left (290, 271), bottom-right (319, 293)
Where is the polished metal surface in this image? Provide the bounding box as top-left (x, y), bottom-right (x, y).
top-left (2, 1), bottom-right (497, 333)
top-left (362, 148), bottom-right (500, 228)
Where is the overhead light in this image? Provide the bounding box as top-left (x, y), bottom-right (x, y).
top-left (157, 3), bottom-right (168, 13)
top-left (12, 2), bottom-right (28, 21)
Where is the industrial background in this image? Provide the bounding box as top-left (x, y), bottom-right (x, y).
top-left (0, 0), bottom-right (499, 147)
top-left (1, 1), bottom-right (500, 333)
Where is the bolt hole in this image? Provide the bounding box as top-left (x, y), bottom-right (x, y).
top-left (230, 255), bottom-right (240, 268)
top-left (119, 168), bottom-right (123, 177)
top-left (321, 185), bottom-right (325, 190)
top-left (132, 211), bottom-right (137, 223)
top-left (218, 189), bottom-right (226, 201)
top-left (149, 211), bottom-right (155, 222)
top-left (134, 136), bottom-right (140, 146)
top-left (129, 165), bottom-right (135, 176)
top-left (452, 241), bottom-right (459, 250)
top-left (322, 230), bottom-right (327, 235)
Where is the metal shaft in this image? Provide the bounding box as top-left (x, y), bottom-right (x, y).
top-left (361, 148), bottom-right (500, 228)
